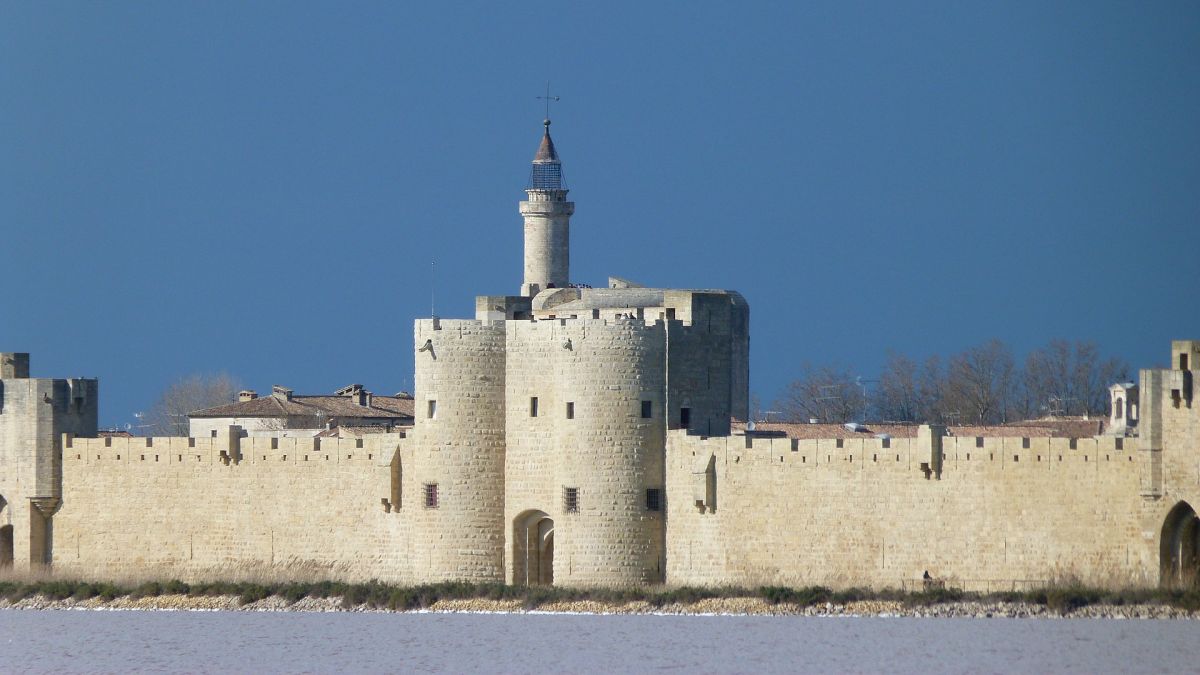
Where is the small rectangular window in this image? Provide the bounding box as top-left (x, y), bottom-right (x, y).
top-left (423, 483), bottom-right (439, 509)
top-left (1181, 354), bottom-right (1190, 370)
top-left (975, 437), bottom-right (984, 448)
top-left (641, 400), bottom-right (652, 418)
top-left (1022, 438), bottom-right (1030, 449)
top-left (530, 397), bottom-right (539, 417)
top-left (1069, 438), bottom-right (1077, 450)
top-left (645, 488), bottom-right (662, 512)
top-left (836, 438), bottom-right (844, 449)
top-left (566, 402), bottom-right (574, 419)
top-left (427, 400), bottom-right (437, 419)
top-left (563, 486), bottom-right (579, 513)
top-left (680, 407), bottom-right (691, 427)
top-left (1115, 438), bottom-right (1124, 450)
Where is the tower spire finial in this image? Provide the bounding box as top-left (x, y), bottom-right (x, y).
top-left (537, 82), bottom-right (559, 124)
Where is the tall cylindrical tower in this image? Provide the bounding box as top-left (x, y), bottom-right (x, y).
top-left (520, 119), bottom-right (574, 297)
top-left (409, 319), bottom-right (507, 582)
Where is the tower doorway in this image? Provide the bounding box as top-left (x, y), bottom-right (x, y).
top-left (513, 510), bottom-right (554, 586)
top-left (0, 494), bottom-right (12, 568)
top-left (1160, 501), bottom-right (1199, 587)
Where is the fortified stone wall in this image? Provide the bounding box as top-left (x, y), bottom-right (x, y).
top-left (666, 429), bottom-right (1159, 591)
top-left (54, 432), bottom-right (413, 582)
top-left (504, 318), bottom-right (667, 586)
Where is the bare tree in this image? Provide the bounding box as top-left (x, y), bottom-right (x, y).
top-left (143, 373), bottom-right (242, 436)
top-left (943, 340), bottom-right (1018, 425)
top-left (776, 364), bottom-right (868, 424)
top-left (1024, 339), bottom-right (1130, 417)
top-left (875, 352), bottom-right (921, 422)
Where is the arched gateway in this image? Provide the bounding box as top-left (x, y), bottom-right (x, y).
top-left (0, 494), bottom-right (12, 568)
top-left (1161, 501), bottom-right (1199, 587)
top-left (513, 510), bottom-right (554, 586)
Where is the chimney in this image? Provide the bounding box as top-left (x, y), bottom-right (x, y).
top-left (239, 390), bottom-right (258, 402)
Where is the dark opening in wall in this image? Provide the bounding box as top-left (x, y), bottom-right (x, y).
top-left (1069, 438), bottom-right (1078, 450)
top-left (679, 407), bottom-right (691, 427)
top-left (1182, 354), bottom-right (1190, 370)
top-left (423, 483), bottom-right (439, 509)
top-left (592, 309), bottom-right (600, 319)
top-left (1116, 438), bottom-right (1124, 450)
top-left (563, 486), bottom-right (579, 513)
top-left (836, 439), bottom-right (844, 449)
top-left (530, 397), bottom-right (539, 417)
top-left (566, 402), bottom-right (574, 419)
top-left (881, 438), bottom-right (891, 449)
top-left (427, 400), bottom-right (436, 419)
top-left (976, 437), bottom-right (984, 448)
top-left (1022, 438), bottom-right (1030, 449)
top-left (641, 401), bottom-right (652, 418)
top-left (645, 488), bottom-right (662, 512)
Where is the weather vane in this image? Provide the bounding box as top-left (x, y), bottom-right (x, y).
top-left (537, 82), bottom-right (560, 120)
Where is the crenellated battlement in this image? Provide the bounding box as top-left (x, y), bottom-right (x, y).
top-left (64, 431), bottom-right (404, 469)
top-left (672, 429), bottom-right (1138, 476)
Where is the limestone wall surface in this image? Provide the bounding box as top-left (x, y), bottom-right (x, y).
top-left (54, 433), bottom-right (413, 582)
top-left (0, 372), bottom-right (97, 571)
top-left (666, 429), bottom-right (1160, 591)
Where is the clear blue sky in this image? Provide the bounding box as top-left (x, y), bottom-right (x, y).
top-left (3, 2), bottom-right (1198, 428)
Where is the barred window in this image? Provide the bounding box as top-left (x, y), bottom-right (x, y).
top-left (423, 482), bottom-right (439, 509)
top-left (645, 488), bottom-right (662, 512)
top-left (563, 487), bottom-right (579, 514)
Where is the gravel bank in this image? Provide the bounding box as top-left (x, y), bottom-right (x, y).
top-left (0, 595), bottom-right (1194, 619)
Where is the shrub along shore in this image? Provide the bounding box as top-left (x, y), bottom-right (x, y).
top-left (0, 580), bottom-right (1197, 618)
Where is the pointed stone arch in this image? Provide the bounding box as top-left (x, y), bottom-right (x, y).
top-left (513, 509), bottom-right (554, 586)
top-left (1160, 501), bottom-right (1199, 587)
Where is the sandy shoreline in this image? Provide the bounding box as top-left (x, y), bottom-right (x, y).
top-left (1, 594), bottom-right (1195, 619)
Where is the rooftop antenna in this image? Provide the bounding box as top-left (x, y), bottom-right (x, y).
top-left (537, 81), bottom-right (560, 121)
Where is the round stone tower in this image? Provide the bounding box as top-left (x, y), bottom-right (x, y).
top-left (520, 119), bottom-right (574, 297)
top-left (409, 318), bottom-right (507, 581)
top-left (505, 319), bottom-right (668, 587)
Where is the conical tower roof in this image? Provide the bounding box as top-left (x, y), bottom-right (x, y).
top-left (527, 119), bottom-right (565, 190)
top-left (533, 119), bottom-right (559, 163)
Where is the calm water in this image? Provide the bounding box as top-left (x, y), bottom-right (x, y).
top-left (0, 609), bottom-right (1197, 674)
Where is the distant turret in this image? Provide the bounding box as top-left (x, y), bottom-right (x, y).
top-left (520, 119), bottom-right (574, 297)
